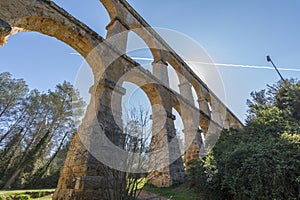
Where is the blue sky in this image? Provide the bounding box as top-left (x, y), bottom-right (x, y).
top-left (0, 0), bottom-right (300, 123)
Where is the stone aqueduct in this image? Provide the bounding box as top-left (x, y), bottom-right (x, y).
top-left (0, 0), bottom-right (243, 199)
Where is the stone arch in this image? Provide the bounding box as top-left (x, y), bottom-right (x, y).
top-left (0, 14), bottom-right (102, 79)
top-left (112, 66), bottom-right (164, 106)
top-left (165, 54), bottom-right (184, 79)
top-left (129, 27), bottom-right (163, 61)
top-left (126, 30), bottom-right (154, 72)
top-left (100, 1), bottom-right (189, 100)
top-left (205, 93), bottom-right (227, 127)
top-left (224, 112), bottom-right (233, 129)
top-left (165, 55), bottom-right (197, 100)
top-left (100, 0), bottom-right (163, 61)
top-left (0, 2), bottom-right (111, 133)
top-left (121, 81), bottom-right (152, 111)
top-left (0, 30), bottom-right (91, 94)
top-left (166, 61), bottom-right (181, 93)
top-left (190, 79), bottom-right (204, 106)
top-left (191, 85), bottom-right (199, 109)
top-left (120, 81), bottom-right (153, 147)
top-left (99, 0), bottom-right (119, 20)
top-left (3, 18), bottom-right (89, 56)
top-left (171, 107), bottom-right (185, 154)
top-left (205, 92), bottom-right (212, 110)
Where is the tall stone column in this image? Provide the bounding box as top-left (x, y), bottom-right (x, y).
top-left (178, 80), bottom-right (202, 167)
top-left (54, 78), bottom-right (126, 200)
top-left (200, 115), bottom-right (223, 154)
top-left (199, 117), bottom-right (210, 137)
top-left (148, 59), bottom-right (184, 187)
top-left (224, 116), bottom-right (231, 129)
top-left (148, 108), bottom-right (184, 187)
top-left (198, 97), bottom-right (211, 117)
top-left (152, 59), bottom-right (169, 87)
top-left (106, 17), bottom-right (130, 54)
top-left (178, 81), bottom-right (194, 104)
top-left (183, 127), bottom-right (203, 166)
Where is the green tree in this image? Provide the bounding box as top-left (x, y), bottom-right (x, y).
top-left (0, 72), bottom-right (28, 143)
top-left (246, 79), bottom-right (300, 134)
top-left (188, 79), bottom-right (300, 200)
top-left (0, 72), bottom-right (85, 189)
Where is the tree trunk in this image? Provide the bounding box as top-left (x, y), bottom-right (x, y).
top-left (3, 169), bottom-right (21, 189)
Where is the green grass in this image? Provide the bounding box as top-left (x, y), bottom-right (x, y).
top-left (0, 189), bottom-right (55, 200)
top-left (143, 184), bottom-right (196, 200)
top-left (0, 184), bottom-right (196, 200)
top-left (0, 189), bottom-right (55, 195)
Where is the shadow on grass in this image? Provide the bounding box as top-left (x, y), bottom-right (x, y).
top-left (142, 184), bottom-right (196, 200)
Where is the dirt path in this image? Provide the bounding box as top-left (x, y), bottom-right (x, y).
top-left (138, 191), bottom-right (169, 200)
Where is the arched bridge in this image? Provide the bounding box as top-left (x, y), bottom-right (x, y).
top-left (0, 0), bottom-right (243, 199)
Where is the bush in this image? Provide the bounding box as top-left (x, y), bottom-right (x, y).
top-left (0, 195), bottom-right (13, 200)
top-left (188, 80), bottom-right (300, 199)
top-left (24, 191), bottom-right (53, 198)
top-left (188, 157), bottom-right (223, 200)
top-left (14, 194), bottom-right (31, 200)
top-left (188, 130), bottom-right (300, 200)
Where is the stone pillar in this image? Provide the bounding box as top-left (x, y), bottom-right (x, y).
top-left (152, 59), bottom-right (169, 87)
top-left (178, 81), bottom-right (194, 105)
top-left (200, 115), bottom-right (223, 152)
top-left (199, 116), bottom-right (209, 136)
top-left (211, 109), bottom-right (221, 126)
top-left (106, 17), bottom-right (130, 54)
top-left (210, 99), bottom-right (226, 127)
top-left (224, 117), bottom-right (231, 130)
top-left (98, 78), bottom-right (126, 147)
top-left (53, 132), bottom-right (88, 200)
top-left (181, 107), bottom-right (201, 167)
top-left (183, 127), bottom-right (203, 166)
top-left (148, 108), bottom-right (184, 187)
top-left (177, 80), bottom-right (202, 166)
top-left (54, 78), bottom-right (126, 200)
top-left (198, 97), bottom-right (211, 117)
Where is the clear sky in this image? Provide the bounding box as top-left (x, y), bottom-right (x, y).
top-left (0, 0), bottom-right (300, 123)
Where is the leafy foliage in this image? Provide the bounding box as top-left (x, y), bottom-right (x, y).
top-left (188, 79), bottom-right (300, 200)
top-left (14, 194), bottom-right (31, 200)
top-left (0, 189), bottom-right (54, 200)
top-left (246, 79), bottom-right (300, 134)
top-left (0, 72), bottom-right (85, 189)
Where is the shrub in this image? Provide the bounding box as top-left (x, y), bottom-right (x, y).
top-left (188, 156), bottom-right (223, 200)
top-left (14, 194), bottom-right (31, 200)
top-left (188, 130), bottom-right (300, 200)
top-left (24, 191), bottom-right (53, 198)
top-left (188, 80), bottom-right (300, 199)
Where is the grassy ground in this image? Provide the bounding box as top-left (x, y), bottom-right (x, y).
top-left (143, 184), bottom-right (196, 200)
top-left (0, 189), bottom-right (55, 199)
top-left (0, 184), bottom-right (196, 200)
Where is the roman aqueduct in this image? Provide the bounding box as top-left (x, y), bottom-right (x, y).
top-left (0, 0), bottom-right (243, 199)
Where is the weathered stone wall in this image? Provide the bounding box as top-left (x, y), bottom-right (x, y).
top-left (0, 0), bottom-right (244, 199)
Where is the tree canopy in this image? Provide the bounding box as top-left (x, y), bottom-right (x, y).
top-left (0, 72), bottom-right (85, 189)
top-left (189, 79), bottom-right (300, 200)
